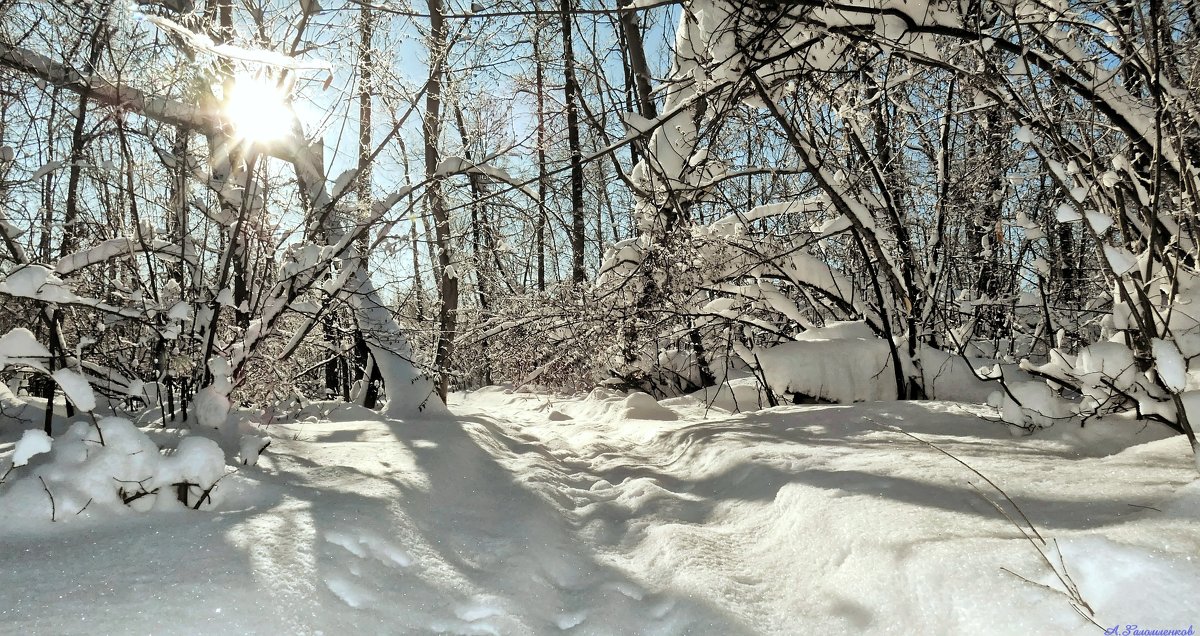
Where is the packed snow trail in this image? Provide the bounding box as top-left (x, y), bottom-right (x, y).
top-left (0, 388), bottom-right (1198, 635)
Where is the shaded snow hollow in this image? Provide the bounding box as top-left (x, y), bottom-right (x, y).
top-left (0, 389), bottom-right (1196, 635)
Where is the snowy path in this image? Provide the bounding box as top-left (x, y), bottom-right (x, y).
top-left (1, 389), bottom-right (1198, 635)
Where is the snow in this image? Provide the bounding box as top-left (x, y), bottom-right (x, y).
top-left (1055, 202), bottom-right (1082, 223)
top-left (0, 418), bottom-right (235, 524)
top-left (563, 388), bottom-right (679, 421)
top-left (1076, 342), bottom-right (1140, 409)
top-left (144, 15), bottom-right (333, 75)
top-left (1086, 211), bottom-right (1114, 234)
top-left (754, 322), bottom-right (899, 403)
top-left (193, 385), bottom-right (231, 431)
top-left (342, 268), bottom-right (444, 418)
top-left (167, 301), bottom-right (191, 320)
top-left (11, 429), bottom-right (52, 467)
top-left (51, 368), bottom-right (96, 412)
top-left (692, 375), bottom-right (769, 413)
top-left (54, 237), bottom-right (195, 277)
top-left (2, 388), bottom-right (1191, 633)
top-left (330, 168), bottom-right (358, 198)
top-left (918, 345), bottom-right (1031, 403)
top-left (238, 435), bottom-right (270, 466)
top-left (1104, 245), bottom-right (1138, 275)
top-left (30, 160), bottom-right (62, 181)
top-left (0, 264), bottom-right (79, 303)
top-left (997, 381), bottom-right (1073, 429)
top-left (1154, 338), bottom-right (1188, 393)
top-left (214, 287), bottom-right (234, 306)
top-left (0, 327), bottom-right (52, 372)
top-left (157, 436), bottom-right (226, 494)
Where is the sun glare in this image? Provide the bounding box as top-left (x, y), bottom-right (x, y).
top-left (224, 74), bottom-right (294, 144)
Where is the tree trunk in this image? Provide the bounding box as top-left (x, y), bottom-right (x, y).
top-left (618, 0), bottom-right (656, 120)
top-left (533, 32), bottom-right (548, 292)
top-left (560, 0), bottom-right (586, 284)
top-left (355, 4), bottom-right (383, 408)
top-left (426, 0), bottom-right (456, 400)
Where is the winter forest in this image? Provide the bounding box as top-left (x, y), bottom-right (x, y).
top-left (1, 0), bottom-right (1199, 633)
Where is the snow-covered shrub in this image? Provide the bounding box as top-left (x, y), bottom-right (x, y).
top-left (993, 382), bottom-right (1074, 431)
top-left (0, 418), bottom-right (230, 522)
top-left (561, 388), bottom-right (678, 421)
top-left (754, 322), bottom-right (900, 403)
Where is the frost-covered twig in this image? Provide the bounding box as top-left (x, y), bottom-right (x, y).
top-left (882, 422), bottom-right (1101, 625)
top-left (884, 424), bottom-right (1043, 542)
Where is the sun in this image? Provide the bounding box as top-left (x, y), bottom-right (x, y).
top-left (224, 73), bottom-right (294, 144)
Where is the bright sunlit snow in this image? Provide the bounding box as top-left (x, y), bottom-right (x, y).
top-left (4, 0), bottom-right (1200, 634)
top-left (0, 389), bottom-right (1196, 634)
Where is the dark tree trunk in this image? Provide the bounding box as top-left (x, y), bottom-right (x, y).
top-left (560, 0), bottom-right (586, 284)
top-left (533, 33), bottom-right (548, 292)
top-left (426, 0), bottom-right (456, 400)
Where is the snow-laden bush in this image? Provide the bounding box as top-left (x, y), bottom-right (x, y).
top-left (753, 321), bottom-right (899, 403)
top-left (998, 267), bottom-right (1200, 443)
top-left (0, 418), bottom-right (229, 522)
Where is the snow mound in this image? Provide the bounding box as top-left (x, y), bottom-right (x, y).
top-left (755, 324), bottom-right (898, 403)
top-left (1059, 536), bottom-right (1200, 626)
top-left (1162, 480), bottom-right (1200, 521)
top-left (238, 435), bottom-right (270, 466)
top-left (692, 376), bottom-right (769, 413)
top-left (566, 388), bottom-right (678, 421)
top-left (158, 436), bottom-right (226, 493)
top-left (918, 346), bottom-right (1030, 403)
top-left (995, 381), bottom-right (1074, 430)
top-left (623, 392), bottom-right (677, 420)
top-left (193, 385), bottom-right (231, 431)
top-left (795, 320), bottom-right (875, 341)
top-left (0, 418), bottom-right (231, 523)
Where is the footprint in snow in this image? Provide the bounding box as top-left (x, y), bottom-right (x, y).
top-left (650, 598), bottom-right (676, 619)
top-left (555, 610), bottom-right (587, 630)
top-left (454, 595), bottom-right (506, 623)
top-left (603, 580), bottom-right (645, 601)
top-left (325, 530), bottom-right (414, 568)
top-left (326, 575), bottom-right (375, 609)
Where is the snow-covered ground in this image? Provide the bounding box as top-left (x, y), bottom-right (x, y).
top-left (1, 388), bottom-right (1198, 635)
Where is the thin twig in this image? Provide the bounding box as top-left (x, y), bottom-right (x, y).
top-left (38, 476), bottom-right (56, 522)
top-left (880, 422), bottom-right (1044, 543)
top-left (879, 421), bottom-right (1103, 625)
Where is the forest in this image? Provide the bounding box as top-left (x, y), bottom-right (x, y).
top-left (0, 0), bottom-right (1198, 633)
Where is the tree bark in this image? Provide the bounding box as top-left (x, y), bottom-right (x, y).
top-left (560, 0), bottom-right (586, 284)
top-left (618, 0), bottom-right (656, 120)
top-left (426, 0), bottom-right (456, 400)
top-left (355, 4), bottom-right (383, 408)
top-left (533, 31), bottom-right (548, 292)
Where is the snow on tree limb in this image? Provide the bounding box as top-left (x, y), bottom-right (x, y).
top-left (55, 238), bottom-right (196, 277)
top-left (143, 15), bottom-right (334, 76)
top-left (0, 42), bottom-right (220, 136)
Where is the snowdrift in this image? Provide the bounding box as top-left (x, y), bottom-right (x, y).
top-left (0, 389), bottom-right (1195, 634)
